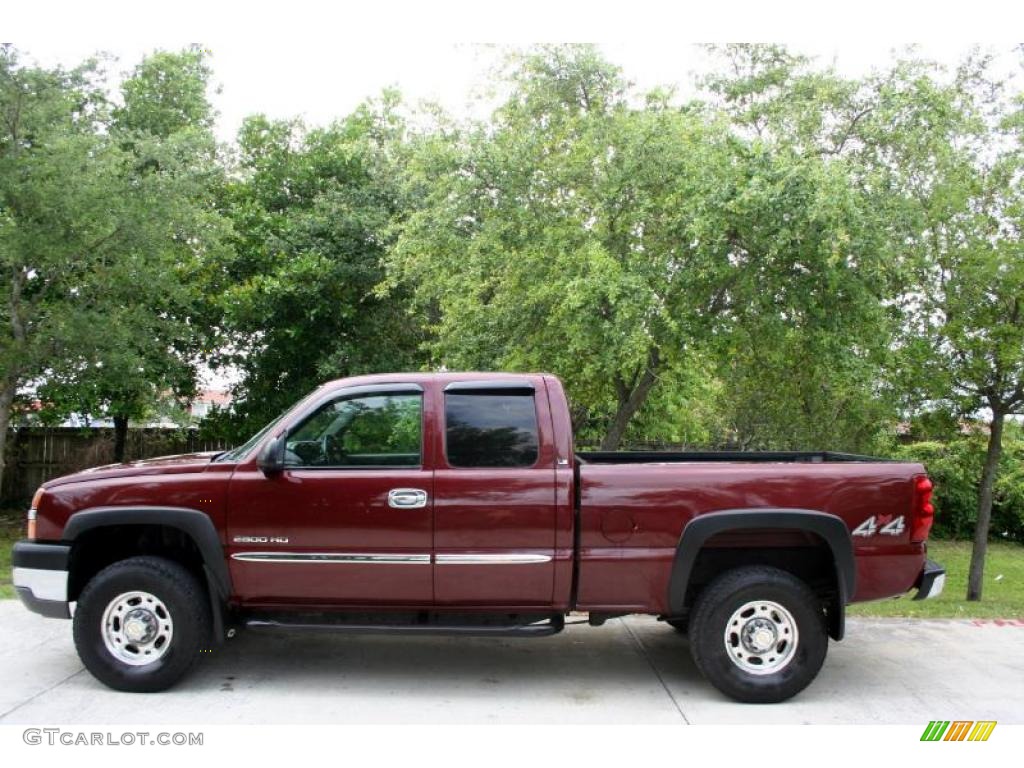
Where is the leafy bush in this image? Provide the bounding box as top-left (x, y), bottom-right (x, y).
top-left (894, 436), bottom-right (1024, 542)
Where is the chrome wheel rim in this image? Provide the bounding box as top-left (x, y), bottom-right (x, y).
top-left (723, 600), bottom-right (798, 675)
top-left (101, 591), bottom-right (174, 666)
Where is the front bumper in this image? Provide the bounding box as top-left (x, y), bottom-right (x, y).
top-left (11, 541), bottom-right (71, 619)
top-left (913, 559), bottom-right (946, 601)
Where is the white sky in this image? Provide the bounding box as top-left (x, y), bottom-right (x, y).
top-left (7, 2), bottom-right (1023, 143)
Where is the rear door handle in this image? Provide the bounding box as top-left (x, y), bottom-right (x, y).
top-left (388, 488), bottom-right (428, 509)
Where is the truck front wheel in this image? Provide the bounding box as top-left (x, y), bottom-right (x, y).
top-left (688, 565), bottom-right (827, 703)
top-left (72, 556), bottom-right (211, 692)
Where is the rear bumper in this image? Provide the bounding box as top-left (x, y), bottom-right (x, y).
top-left (11, 541), bottom-right (71, 619)
top-left (913, 559), bottom-right (946, 601)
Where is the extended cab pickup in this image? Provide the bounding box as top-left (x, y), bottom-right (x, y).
top-left (12, 372), bottom-right (945, 702)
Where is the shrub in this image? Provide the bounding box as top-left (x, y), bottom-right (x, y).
top-left (894, 437), bottom-right (1024, 542)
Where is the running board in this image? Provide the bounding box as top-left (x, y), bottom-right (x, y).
top-left (244, 612), bottom-right (565, 638)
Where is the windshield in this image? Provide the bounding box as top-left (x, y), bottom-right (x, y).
top-left (215, 388), bottom-right (323, 463)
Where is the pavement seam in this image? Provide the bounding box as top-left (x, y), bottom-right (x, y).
top-left (621, 618), bottom-right (691, 725)
top-left (0, 666), bottom-right (87, 722)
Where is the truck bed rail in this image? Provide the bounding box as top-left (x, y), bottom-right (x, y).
top-left (576, 450), bottom-right (898, 464)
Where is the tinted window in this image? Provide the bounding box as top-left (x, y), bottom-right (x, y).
top-left (445, 393), bottom-right (539, 468)
top-left (286, 393), bottom-right (422, 467)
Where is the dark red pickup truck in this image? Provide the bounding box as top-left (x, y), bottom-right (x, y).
top-left (12, 372), bottom-right (944, 702)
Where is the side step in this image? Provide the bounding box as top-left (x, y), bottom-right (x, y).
top-left (244, 611), bottom-right (565, 638)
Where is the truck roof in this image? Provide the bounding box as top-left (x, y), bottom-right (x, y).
top-left (320, 371), bottom-right (553, 391)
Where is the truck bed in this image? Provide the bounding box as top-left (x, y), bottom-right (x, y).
top-left (573, 455), bottom-right (925, 613)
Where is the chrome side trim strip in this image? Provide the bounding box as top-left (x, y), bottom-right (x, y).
top-left (231, 552), bottom-right (430, 564)
top-left (435, 553), bottom-right (553, 565)
top-left (231, 552), bottom-right (553, 565)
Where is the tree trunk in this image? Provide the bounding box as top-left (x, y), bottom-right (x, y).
top-left (0, 376), bottom-right (17, 504)
top-left (599, 354), bottom-right (660, 451)
top-left (113, 414), bottom-right (129, 463)
top-left (967, 410), bottom-right (1004, 601)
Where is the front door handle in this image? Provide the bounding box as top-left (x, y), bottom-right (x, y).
top-left (388, 488), bottom-right (428, 509)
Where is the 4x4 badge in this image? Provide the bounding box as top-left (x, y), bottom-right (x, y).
top-left (852, 515), bottom-right (906, 537)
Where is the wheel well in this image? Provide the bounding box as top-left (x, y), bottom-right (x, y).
top-left (686, 535), bottom-right (836, 605)
top-left (67, 525), bottom-right (206, 603)
top-left (676, 530), bottom-right (843, 638)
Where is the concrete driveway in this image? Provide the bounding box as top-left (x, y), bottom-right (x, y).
top-left (0, 600), bottom-right (1021, 724)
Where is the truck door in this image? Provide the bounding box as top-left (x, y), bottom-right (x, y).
top-left (431, 380), bottom-right (557, 606)
top-left (227, 384), bottom-right (434, 605)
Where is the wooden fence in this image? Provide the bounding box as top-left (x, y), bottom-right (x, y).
top-left (1, 428), bottom-right (228, 508)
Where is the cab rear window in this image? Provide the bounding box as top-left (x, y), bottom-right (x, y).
top-left (444, 393), bottom-right (539, 468)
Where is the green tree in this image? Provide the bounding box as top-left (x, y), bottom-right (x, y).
top-left (0, 47), bottom-right (126, 489)
top-left (391, 45), bottom-right (896, 450)
top-left (390, 46), bottom-right (741, 448)
top-left (715, 145), bottom-right (895, 451)
top-left (213, 93), bottom-right (423, 439)
top-left (898, 120), bottom-right (1024, 599)
top-left (834, 51), bottom-right (1024, 599)
top-left (34, 47), bottom-right (229, 460)
top-left (703, 46), bottom-right (1024, 596)
top-left (699, 45), bottom-right (901, 451)
top-left (113, 46), bottom-right (215, 138)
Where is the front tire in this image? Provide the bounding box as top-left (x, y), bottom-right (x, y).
top-left (73, 556), bottom-right (210, 692)
top-left (689, 566), bottom-right (827, 703)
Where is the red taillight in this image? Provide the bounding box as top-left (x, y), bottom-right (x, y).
top-left (911, 475), bottom-right (934, 543)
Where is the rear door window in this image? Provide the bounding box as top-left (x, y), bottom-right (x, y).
top-left (444, 393), bottom-right (539, 468)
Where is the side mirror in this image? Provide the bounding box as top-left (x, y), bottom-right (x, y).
top-left (257, 434), bottom-right (286, 475)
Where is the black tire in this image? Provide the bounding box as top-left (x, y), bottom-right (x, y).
top-left (689, 566), bottom-right (827, 704)
top-left (73, 556), bottom-right (211, 692)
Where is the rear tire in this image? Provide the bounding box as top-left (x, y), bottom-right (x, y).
top-left (689, 565), bottom-right (827, 703)
top-left (73, 556), bottom-right (210, 692)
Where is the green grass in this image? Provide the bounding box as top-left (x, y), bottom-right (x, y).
top-left (0, 513), bottom-right (23, 599)
top-left (849, 540), bottom-right (1024, 619)
top-left (0, 513), bottom-right (1020, 617)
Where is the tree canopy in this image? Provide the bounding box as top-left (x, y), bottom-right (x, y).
top-left (0, 45), bottom-right (224, 480)
top-left (210, 94), bottom-right (425, 436)
top-left (388, 46), bottom-right (901, 451)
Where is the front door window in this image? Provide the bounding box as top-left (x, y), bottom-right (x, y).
top-left (286, 393), bottom-right (423, 468)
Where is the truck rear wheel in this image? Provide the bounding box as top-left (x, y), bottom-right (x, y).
top-left (688, 565), bottom-right (827, 703)
top-left (72, 556), bottom-right (210, 692)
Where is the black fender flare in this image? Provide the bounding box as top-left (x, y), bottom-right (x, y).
top-left (63, 506), bottom-right (232, 601)
top-left (667, 509), bottom-right (855, 638)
